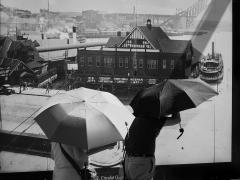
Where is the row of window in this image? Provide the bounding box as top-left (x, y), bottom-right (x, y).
top-left (79, 56), bottom-right (175, 69)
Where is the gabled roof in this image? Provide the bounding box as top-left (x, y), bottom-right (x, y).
top-left (105, 36), bottom-right (125, 48)
top-left (106, 25), bottom-right (171, 50)
top-left (104, 24), bottom-right (193, 55)
top-left (0, 58), bottom-right (35, 75)
top-left (137, 26), bottom-right (170, 49)
top-left (159, 40), bottom-right (191, 54)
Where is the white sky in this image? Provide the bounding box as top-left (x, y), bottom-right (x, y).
top-left (1, 0), bottom-right (198, 15)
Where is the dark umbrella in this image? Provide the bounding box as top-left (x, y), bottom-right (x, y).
top-left (130, 79), bottom-right (218, 119)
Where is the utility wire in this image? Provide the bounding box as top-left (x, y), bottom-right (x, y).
top-left (1, 89), bottom-right (62, 152)
top-left (8, 106), bottom-right (42, 134)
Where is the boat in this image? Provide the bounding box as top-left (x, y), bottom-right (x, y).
top-left (199, 42), bottom-right (224, 83)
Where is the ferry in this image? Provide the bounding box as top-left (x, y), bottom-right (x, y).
top-left (199, 42), bottom-right (224, 83)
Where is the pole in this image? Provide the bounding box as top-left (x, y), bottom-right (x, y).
top-left (47, 0), bottom-right (49, 30)
top-left (0, 0), bottom-right (1, 36)
top-left (217, 71), bottom-right (219, 93)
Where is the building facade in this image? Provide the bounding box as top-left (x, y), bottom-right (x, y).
top-left (73, 20), bottom-right (194, 92)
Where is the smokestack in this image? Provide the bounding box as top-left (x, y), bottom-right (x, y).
top-left (212, 41), bottom-right (215, 58)
top-left (72, 26), bottom-right (77, 44)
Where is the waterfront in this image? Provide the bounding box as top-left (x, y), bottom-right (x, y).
top-left (0, 31), bottom-right (232, 173)
top-left (0, 0), bottom-right (233, 176)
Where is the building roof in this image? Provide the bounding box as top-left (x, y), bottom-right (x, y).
top-left (159, 40), bottom-right (191, 54)
top-left (137, 26), bottom-right (170, 49)
top-left (105, 36), bottom-right (125, 48)
top-left (117, 26), bottom-right (170, 49)
top-left (38, 38), bottom-right (77, 60)
top-left (105, 23), bottom-right (193, 55)
top-left (192, 47), bottom-right (203, 65)
top-left (106, 29), bottom-right (191, 54)
top-left (26, 60), bottom-right (44, 69)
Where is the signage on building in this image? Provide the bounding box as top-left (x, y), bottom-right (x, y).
top-left (99, 77), bottom-right (113, 83)
top-left (148, 78), bottom-right (157, 84)
top-left (130, 78), bottom-right (143, 84)
top-left (67, 63), bottom-right (78, 70)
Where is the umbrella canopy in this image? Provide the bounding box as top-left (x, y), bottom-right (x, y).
top-left (35, 87), bottom-right (134, 152)
top-left (130, 79), bottom-right (218, 119)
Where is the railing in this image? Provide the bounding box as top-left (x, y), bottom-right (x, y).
top-left (37, 68), bottom-right (57, 87)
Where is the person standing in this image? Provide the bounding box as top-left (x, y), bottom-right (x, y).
top-left (19, 79), bottom-right (23, 93)
top-left (23, 81), bottom-right (28, 90)
top-left (46, 82), bottom-right (50, 94)
top-left (124, 113), bottom-right (181, 180)
top-left (51, 142), bottom-right (88, 180)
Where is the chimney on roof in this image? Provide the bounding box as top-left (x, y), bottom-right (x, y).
top-left (146, 19), bottom-right (152, 30)
top-left (117, 31), bottom-right (121, 37)
top-left (72, 26), bottom-right (77, 44)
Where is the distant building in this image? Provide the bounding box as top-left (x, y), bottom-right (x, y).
top-left (13, 9), bottom-right (32, 18)
top-left (74, 20), bottom-right (194, 92)
top-left (0, 36), bottom-right (62, 86)
top-left (82, 10), bottom-right (102, 29)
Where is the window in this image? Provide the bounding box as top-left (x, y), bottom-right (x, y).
top-left (79, 57), bottom-right (84, 67)
top-left (112, 57), bottom-right (115, 67)
top-left (104, 57), bottom-right (113, 68)
top-left (87, 77), bottom-right (95, 83)
top-left (147, 60), bottom-right (157, 69)
top-left (96, 56), bottom-right (101, 67)
top-left (163, 59), bottom-right (166, 69)
top-left (138, 59), bottom-right (143, 68)
top-left (133, 54), bottom-right (137, 69)
top-left (170, 59), bottom-right (175, 69)
top-left (119, 57), bottom-right (124, 68)
top-left (88, 57), bottom-right (93, 66)
top-left (125, 57), bottom-right (129, 68)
